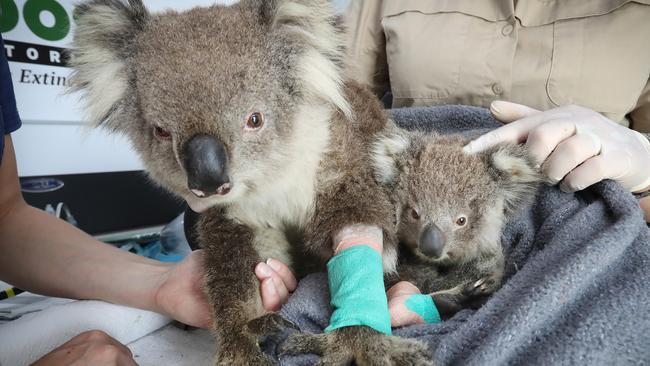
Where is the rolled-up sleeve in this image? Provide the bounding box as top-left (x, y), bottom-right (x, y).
top-left (344, 0), bottom-right (390, 98)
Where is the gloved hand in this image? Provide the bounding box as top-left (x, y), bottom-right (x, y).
top-left (464, 102), bottom-right (650, 193)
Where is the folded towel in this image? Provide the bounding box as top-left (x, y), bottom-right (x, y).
top-left (273, 106), bottom-right (650, 365)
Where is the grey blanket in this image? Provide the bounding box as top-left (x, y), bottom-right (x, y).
top-left (274, 106), bottom-right (650, 365)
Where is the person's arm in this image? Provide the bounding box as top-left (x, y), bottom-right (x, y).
top-left (0, 135), bottom-right (211, 327)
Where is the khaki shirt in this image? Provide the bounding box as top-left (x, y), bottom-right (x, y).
top-left (345, 0), bottom-right (650, 132)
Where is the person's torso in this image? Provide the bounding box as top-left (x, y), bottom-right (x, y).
top-left (379, 0), bottom-right (650, 125)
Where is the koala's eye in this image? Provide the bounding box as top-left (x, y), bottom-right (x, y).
top-left (455, 216), bottom-right (467, 227)
top-left (408, 207), bottom-right (420, 221)
top-left (245, 112), bottom-right (264, 130)
top-left (153, 126), bottom-right (171, 140)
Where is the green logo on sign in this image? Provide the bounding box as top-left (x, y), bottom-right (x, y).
top-left (1, 0), bottom-right (72, 41)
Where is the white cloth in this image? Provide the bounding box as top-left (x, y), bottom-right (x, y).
top-left (0, 299), bottom-right (172, 366)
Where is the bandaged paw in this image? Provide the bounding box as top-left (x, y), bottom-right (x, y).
top-left (325, 245), bottom-right (391, 335)
top-left (387, 281), bottom-right (441, 327)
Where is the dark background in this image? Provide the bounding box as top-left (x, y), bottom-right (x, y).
top-left (20, 170), bottom-right (184, 235)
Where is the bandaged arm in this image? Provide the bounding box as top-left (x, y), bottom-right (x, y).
top-left (325, 225), bottom-right (392, 335)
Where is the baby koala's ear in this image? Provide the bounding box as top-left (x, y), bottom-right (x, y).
top-left (371, 124), bottom-right (413, 186)
top-left (482, 144), bottom-right (543, 217)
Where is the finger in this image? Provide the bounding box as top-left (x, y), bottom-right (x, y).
top-left (543, 133), bottom-right (601, 184)
top-left (386, 281), bottom-right (420, 299)
top-left (266, 258), bottom-right (298, 292)
top-left (260, 277), bottom-right (281, 312)
top-left (257, 262), bottom-right (290, 308)
top-left (389, 301), bottom-right (425, 327)
top-left (61, 330), bottom-right (130, 357)
top-left (490, 101), bottom-right (540, 123)
top-left (115, 351), bottom-right (139, 366)
top-left (254, 261), bottom-right (273, 281)
top-left (525, 118), bottom-right (578, 165)
top-left (267, 269), bottom-right (290, 305)
top-left (464, 113), bottom-right (552, 154)
top-left (91, 344), bottom-right (137, 366)
top-left (559, 152), bottom-right (630, 192)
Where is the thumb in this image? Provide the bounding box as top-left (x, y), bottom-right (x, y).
top-left (490, 101), bottom-right (540, 123)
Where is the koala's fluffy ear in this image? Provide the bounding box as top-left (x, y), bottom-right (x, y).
top-left (69, 0), bottom-right (149, 127)
top-left (242, 0), bottom-right (351, 117)
top-left (483, 144), bottom-right (542, 217)
top-left (371, 125), bottom-right (412, 186)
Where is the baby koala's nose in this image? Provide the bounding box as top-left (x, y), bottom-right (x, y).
top-left (419, 224), bottom-right (447, 258)
top-left (183, 135), bottom-right (230, 197)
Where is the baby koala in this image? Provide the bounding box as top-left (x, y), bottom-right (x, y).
top-left (373, 126), bottom-right (543, 322)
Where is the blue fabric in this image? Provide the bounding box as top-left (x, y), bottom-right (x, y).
top-left (0, 33), bottom-right (22, 164)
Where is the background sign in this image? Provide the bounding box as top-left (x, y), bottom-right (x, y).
top-left (2, 0), bottom-right (82, 124)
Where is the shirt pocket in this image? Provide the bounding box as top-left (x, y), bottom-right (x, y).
top-left (545, 1), bottom-right (650, 119)
top-left (380, 1), bottom-right (512, 105)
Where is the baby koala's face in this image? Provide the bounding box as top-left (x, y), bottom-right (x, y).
top-left (396, 139), bottom-right (501, 265)
top-left (371, 129), bottom-right (541, 266)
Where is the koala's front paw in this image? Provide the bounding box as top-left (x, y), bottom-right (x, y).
top-left (247, 313), bottom-right (299, 356)
top-left (279, 326), bottom-right (433, 366)
top-left (215, 331), bottom-right (275, 366)
top-left (217, 314), bottom-right (300, 365)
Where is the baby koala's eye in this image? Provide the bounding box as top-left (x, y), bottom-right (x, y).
top-left (245, 112), bottom-right (264, 130)
top-left (408, 207), bottom-right (420, 221)
top-left (153, 125), bottom-right (171, 140)
top-left (455, 216), bottom-right (467, 227)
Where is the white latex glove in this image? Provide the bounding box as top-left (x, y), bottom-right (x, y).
top-left (464, 102), bottom-right (650, 193)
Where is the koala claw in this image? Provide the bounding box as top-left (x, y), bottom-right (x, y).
top-left (462, 276), bottom-right (497, 298)
top-left (279, 326), bottom-right (434, 366)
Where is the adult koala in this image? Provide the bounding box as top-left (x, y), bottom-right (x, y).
top-left (69, 0), bottom-right (430, 365)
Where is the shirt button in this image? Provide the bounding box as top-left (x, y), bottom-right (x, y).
top-left (492, 83), bottom-right (504, 95)
top-left (502, 24), bottom-right (514, 36)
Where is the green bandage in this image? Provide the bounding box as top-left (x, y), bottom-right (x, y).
top-left (405, 294), bottom-right (441, 324)
top-left (324, 245), bottom-right (392, 335)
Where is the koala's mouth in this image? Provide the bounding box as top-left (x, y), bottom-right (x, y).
top-left (190, 183), bottom-right (232, 198)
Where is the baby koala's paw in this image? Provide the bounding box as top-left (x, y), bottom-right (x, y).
top-left (279, 326), bottom-right (433, 366)
top-left (430, 274), bottom-right (499, 320)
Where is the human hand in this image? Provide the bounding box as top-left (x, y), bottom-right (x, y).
top-left (255, 258), bottom-right (298, 312)
top-left (464, 102), bottom-right (650, 193)
top-left (387, 281), bottom-right (428, 327)
top-left (154, 250), bottom-right (213, 328)
top-left (32, 330), bottom-right (136, 366)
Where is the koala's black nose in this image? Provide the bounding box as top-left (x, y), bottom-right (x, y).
top-left (183, 135), bottom-right (230, 197)
top-left (419, 224), bottom-right (447, 258)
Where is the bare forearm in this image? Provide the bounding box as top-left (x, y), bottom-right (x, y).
top-left (0, 201), bottom-right (170, 312)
